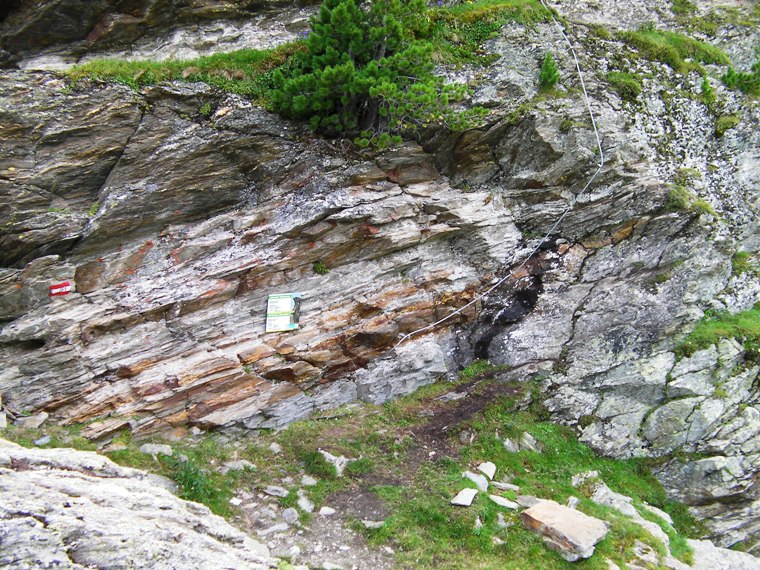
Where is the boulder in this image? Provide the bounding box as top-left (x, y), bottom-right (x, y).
top-left (0, 438), bottom-right (274, 569)
top-left (520, 499), bottom-right (609, 561)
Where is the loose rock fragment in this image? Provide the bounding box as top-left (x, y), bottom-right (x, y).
top-left (15, 412), bottom-right (49, 429)
top-left (451, 488), bottom-right (478, 507)
top-left (282, 507), bottom-right (299, 524)
top-left (520, 499), bottom-right (609, 561)
top-left (139, 443), bottom-right (173, 456)
top-left (492, 481), bottom-right (520, 492)
top-left (489, 495), bottom-right (519, 509)
top-left (478, 461), bottom-right (497, 480)
top-left (263, 485), bottom-right (289, 498)
top-left (462, 470), bottom-right (489, 492)
top-left (296, 489), bottom-right (314, 513)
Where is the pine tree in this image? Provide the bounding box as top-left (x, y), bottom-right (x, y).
top-left (271, 0), bottom-right (485, 147)
top-left (538, 51), bottom-right (560, 91)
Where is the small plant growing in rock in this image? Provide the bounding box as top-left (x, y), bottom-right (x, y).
top-left (538, 51), bottom-right (560, 91)
top-left (312, 261), bottom-right (330, 275)
top-left (715, 114), bottom-right (740, 137)
top-left (722, 61), bottom-right (760, 96)
top-left (665, 185), bottom-right (694, 211)
top-left (607, 71), bottom-right (642, 102)
top-left (199, 101), bottom-right (213, 117)
top-left (699, 77), bottom-right (716, 109)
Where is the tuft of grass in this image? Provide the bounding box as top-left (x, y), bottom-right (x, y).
top-left (665, 185), bottom-right (694, 211)
top-left (675, 307), bottom-right (760, 359)
top-left (732, 251), bottom-right (759, 277)
top-left (715, 114), bottom-right (741, 137)
top-left (426, 0), bottom-right (552, 67)
top-left (199, 101), bottom-right (213, 117)
top-left (618, 25), bottom-right (729, 74)
top-left (165, 455), bottom-right (233, 516)
top-left (312, 261), bottom-right (330, 275)
top-left (670, 0), bottom-right (696, 16)
top-left (459, 359), bottom-right (496, 380)
top-left (538, 51), bottom-right (560, 92)
top-left (607, 71), bottom-right (642, 102)
top-left (298, 449), bottom-right (339, 479)
top-left (699, 77), bottom-right (716, 109)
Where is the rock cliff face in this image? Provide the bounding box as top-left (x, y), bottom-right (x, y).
top-left (0, 0), bottom-right (758, 554)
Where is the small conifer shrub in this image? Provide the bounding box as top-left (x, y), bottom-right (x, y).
top-left (538, 51), bottom-right (560, 91)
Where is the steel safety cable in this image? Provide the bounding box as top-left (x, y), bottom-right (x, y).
top-left (393, 0), bottom-right (606, 349)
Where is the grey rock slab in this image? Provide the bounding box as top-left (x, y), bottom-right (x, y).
top-left (451, 488), bottom-right (478, 507)
top-left (0, 438), bottom-right (274, 569)
top-left (462, 471), bottom-right (489, 492)
top-left (14, 411), bottom-right (49, 429)
top-left (519, 432), bottom-right (543, 453)
top-left (362, 520), bottom-right (385, 529)
top-left (688, 539), bottom-right (760, 570)
top-left (282, 507), bottom-right (299, 525)
top-left (33, 435), bottom-right (51, 446)
top-left (489, 495), bottom-right (519, 510)
top-left (491, 481), bottom-right (520, 492)
top-left (138, 443), bottom-right (173, 457)
top-left (319, 506), bottom-right (336, 516)
top-left (256, 522), bottom-right (289, 537)
top-left (477, 461), bottom-right (497, 480)
top-left (263, 485), bottom-right (289, 498)
top-left (520, 499), bottom-right (609, 562)
top-left (503, 438), bottom-right (521, 453)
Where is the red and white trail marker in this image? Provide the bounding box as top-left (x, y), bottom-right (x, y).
top-left (48, 281), bottom-right (73, 297)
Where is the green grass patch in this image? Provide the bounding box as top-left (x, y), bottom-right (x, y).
top-left (618, 25), bottom-right (729, 74)
top-left (426, 0), bottom-right (552, 66)
top-left (68, 42), bottom-right (305, 106)
top-left (675, 306), bottom-right (760, 359)
top-left (715, 114), bottom-right (741, 137)
top-left (732, 251), bottom-right (759, 277)
top-left (607, 71), bottom-right (642, 102)
top-left (670, 0), bottom-right (696, 16)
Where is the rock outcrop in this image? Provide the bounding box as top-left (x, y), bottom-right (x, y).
top-left (0, 438), bottom-right (275, 569)
top-left (0, 0), bottom-right (758, 555)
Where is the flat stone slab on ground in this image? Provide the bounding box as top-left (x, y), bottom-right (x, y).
top-left (462, 470), bottom-right (489, 492)
top-left (264, 485), bottom-right (289, 498)
top-left (14, 412), bottom-right (49, 429)
top-left (478, 462), bottom-right (497, 479)
top-left (451, 488), bottom-right (478, 506)
top-left (139, 443), bottom-right (172, 456)
top-left (520, 499), bottom-right (609, 562)
top-left (489, 495), bottom-right (519, 509)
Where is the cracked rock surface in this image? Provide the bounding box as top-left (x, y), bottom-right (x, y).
top-left (0, 438), bottom-right (276, 569)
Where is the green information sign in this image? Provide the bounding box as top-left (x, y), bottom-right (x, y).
top-left (265, 293), bottom-right (302, 333)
